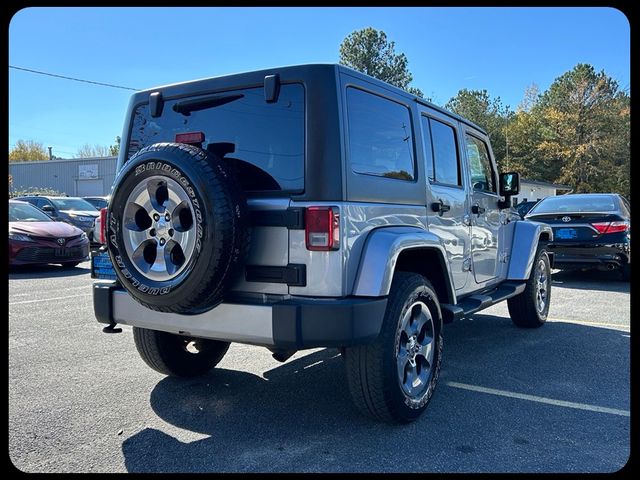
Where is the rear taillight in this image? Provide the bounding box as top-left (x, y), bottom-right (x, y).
top-left (591, 221), bottom-right (629, 234)
top-left (99, 207), bottom-right (108, 244)
top-left (305, 206), bottom-right (339, 251)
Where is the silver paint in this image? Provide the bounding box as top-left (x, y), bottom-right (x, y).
top-left (507, 221), bottom-right (554, 280)
top-left (351, 226), bottom-right (456, 303)
top-left (112, 290), bottom-right (275, 346)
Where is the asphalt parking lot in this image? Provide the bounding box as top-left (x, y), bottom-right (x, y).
top-left (9, 262), bottom-right (630, 473)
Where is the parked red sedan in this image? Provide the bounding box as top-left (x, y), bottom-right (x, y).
top-left (9, 200), bottom-right (90, 268)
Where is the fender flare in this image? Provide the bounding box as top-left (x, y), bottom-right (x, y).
top-left (507, 220), bottom-right (554, 280)
top-left (351, 226), bottom-right (456, 303)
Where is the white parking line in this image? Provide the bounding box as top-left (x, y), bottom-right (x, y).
top-left (446, 381), bottom-right (629, 417)
top-left (10, 293), bottom-right (92, 305)
top-left (10, 285), bottom-right (91, 297)
top-left (547, 317), bottom-right (630, 331)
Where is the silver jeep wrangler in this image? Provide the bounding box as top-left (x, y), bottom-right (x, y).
top-left (92, 64), bottom-right (553, 424)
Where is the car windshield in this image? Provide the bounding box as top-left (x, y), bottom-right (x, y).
top-left (9, 202), bottom-right (53, 222)
top-left (528, 195), bottom-right (617, 215)
top-left (50, 197), bottom-right (96, 211)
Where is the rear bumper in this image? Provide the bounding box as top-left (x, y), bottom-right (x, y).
top-left (93, 283), bottom-right (387, 349)
top-left (549, 242), bottom-right (630, 269)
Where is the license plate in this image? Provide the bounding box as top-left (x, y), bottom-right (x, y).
top-left (555, 228), bottom-right (577, 240)
top-left (91, 251), bottom-right (116, 280)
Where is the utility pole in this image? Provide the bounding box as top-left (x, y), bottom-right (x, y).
top-left (48, 146), bottom-right (53, 160)
top-left (505, 115), bottom-right (509, 170)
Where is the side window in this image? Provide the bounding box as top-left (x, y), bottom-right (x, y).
top-left (424, 117), bottom-right (461, 186)
top-left (465, 134), bottom-right (496, 193)
top-left (35, 198), bottom-right (48, 208)
top-left (347, 87), bottom-right (415, 181)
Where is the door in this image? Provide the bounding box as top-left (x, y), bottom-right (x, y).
top-left (76, 179), bottom-right (103, 196)
top-left (421, 111), bottom-right (471, 291)
top-left (464, 130), bottom-right (502, 284)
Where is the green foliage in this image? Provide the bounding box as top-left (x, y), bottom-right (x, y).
top-left (9, 139), bottom-right (49, 162)
top-left (109, 136), bottom-right (121, 156)
top-left (509, 64), bottom-right (630, 197)
top-left (443, 64), bottom-right (629, 198)
top-left (339, 27), bottom-right (424, 98)
top-left (445, 89), bottom-right (512, 170)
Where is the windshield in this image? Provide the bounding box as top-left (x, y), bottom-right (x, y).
top-left (9, 202), bottom-right (53, 222)
top-left (51, 197), bottom-right (97, 211)
top-left (528, 195), bottom-right (617, 215)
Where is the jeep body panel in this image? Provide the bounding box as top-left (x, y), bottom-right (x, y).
top-left (351, 226), bottom-right (456, 304)
top-left (507, 220), bottom-right (554, 280)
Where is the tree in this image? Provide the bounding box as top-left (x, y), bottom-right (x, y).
top-left (517, 83), bottom-right (540, 113)
top-left (339, 27), bottom-right (424, 98)
top-left (9, 139), bottom-right (49, 162)
top-left (445, 89), bottom-right (512, 170)
top-left (109, 136), bottom-right (121, 156)
top-left (76, 136), bottom-right (120, 158)
top-left (534, 64), bottom-right (629, 196)
top-left (76, 144), bottom-right (110, 158)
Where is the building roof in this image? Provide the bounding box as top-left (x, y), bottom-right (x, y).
top-left (9, 156), bottom-right (117, 166)
top-left (520, 178), bottom-right (572, 190)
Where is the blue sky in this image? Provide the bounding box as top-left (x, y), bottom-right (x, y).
top-left (9, 7), bottom-right (629, 159)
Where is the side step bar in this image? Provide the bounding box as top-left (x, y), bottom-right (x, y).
top-left (440, 281), bottom-right (527, 324)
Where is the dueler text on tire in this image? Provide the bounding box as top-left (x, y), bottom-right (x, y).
top-left (344, 272), bottom-right (443, 424)
top-left (133, 327), bottom-right (230, 377)
top-left (507, 246), bottom-right (551, 328)
top-left (106, 142), bottom-right (250, 314)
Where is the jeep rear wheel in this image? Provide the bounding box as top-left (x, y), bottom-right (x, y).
top-left (133, 327), bottom-right (230, 377)
top-left (106, 143), bottom-right (249, 314)
top-left (507, 247), bottom-right (551, 328)
top-left (344, 273), bottom-right (443, 424)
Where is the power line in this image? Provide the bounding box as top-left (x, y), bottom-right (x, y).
top-left (9, 65), bottom-right (140, 91)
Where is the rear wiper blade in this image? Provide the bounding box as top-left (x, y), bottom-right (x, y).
top-left (172, 93), bottom-right (244, 116)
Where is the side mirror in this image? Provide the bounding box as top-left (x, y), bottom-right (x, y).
top-left (41, 204), bottom-right (55, 214)
top-left (499, 172), bottom-right (520, 197)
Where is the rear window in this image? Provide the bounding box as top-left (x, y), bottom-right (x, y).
top-left (127, 84), bottom-right (305, 192)
top-left (529, 195), bottom-right (617, 215)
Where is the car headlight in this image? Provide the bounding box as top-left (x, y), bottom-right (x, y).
top-left (69, 213), bottom-right (92, 221)
top-left (9, 233), bottom-right (34, 242)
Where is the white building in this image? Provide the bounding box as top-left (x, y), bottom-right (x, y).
top-left (512, 179), bottom-right (572, 206)
top-left (9, 156), bottom-right (117, 197)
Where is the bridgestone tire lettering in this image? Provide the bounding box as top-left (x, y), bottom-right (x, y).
top-left (106, 142), bottom-right (250, 314)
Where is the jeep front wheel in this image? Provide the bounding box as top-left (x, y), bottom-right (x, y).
top-left (344, 272), bottom-right (443, 424)
top-left (507, 247), bottom-right (551, 328)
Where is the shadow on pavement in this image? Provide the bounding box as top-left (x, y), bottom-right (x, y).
top-left (551, 268), bottom-right (629, 293)
top-left (9, 262), bottom-right (90, 279)
top-left (121, 315), bottom-right (629, 473)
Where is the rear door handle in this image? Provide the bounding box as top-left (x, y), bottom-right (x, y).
top-left (431, 200), bottom-right (451, 216)
top-left (471, 204), bottom-right (486, 215)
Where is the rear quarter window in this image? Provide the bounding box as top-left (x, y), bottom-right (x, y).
top-left (346, 87), bottom-right (415, 181)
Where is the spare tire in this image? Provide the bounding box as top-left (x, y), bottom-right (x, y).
top-left (106, 142), bottom-right (249, 314)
